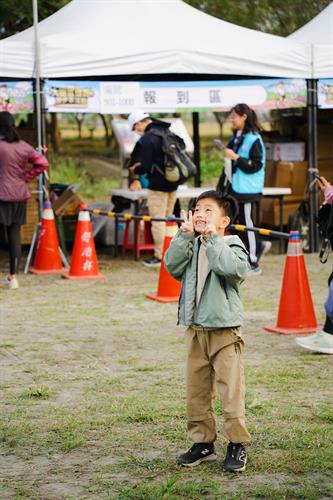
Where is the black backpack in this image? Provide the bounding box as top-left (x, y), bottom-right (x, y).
top-left (148, 127), bottom-right (197, 185)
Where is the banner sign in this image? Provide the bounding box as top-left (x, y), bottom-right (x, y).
top-left (45, 78), bottom-right (307, 113)
top-left (318, 79), bottom-right (333, 109)
top-left (44, 80), bottom-right (100, 112)
top-left (0, 81), bottom-right (33, 113)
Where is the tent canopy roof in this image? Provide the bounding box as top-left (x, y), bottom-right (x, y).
top-left (0, 0), bottom-right (310, 79)
top-left (289, 2), bottom-right (333, 78)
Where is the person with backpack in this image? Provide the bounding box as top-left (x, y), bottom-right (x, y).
top-left (128, 110), bottom-right (196, 267)
top-left (217, 103), bottom-right (270, 276)
top-left (295, 176), bottom-right (333, 354)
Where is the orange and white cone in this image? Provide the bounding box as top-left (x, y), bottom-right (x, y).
top-left (62, 205), bottom-right (105, 280)
top-left (264, 230), bottom-right (317, 335)
top-left (30, 201), bottom-right (65, 275)
top-left (146, 221), bottom-right (181, 303)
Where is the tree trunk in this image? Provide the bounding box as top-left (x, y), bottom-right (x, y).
top-left (74, 115), bottom-right (85, 139)
top-left (50, 113), bottom-right (61, 153)
top-left (99, 113), bottom-right (112, 147)
top-left (213, 112), bottom-right (224, 138)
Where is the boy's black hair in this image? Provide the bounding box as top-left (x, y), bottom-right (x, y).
top-left (195, 190), bottom-right (239, 225)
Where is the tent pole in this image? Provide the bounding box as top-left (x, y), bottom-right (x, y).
top-left (192, 112), bottom-right (201, 187)
top-left (307, 78), bottom-right (319, 252)
top-left (32, 0), bottom-right (44, 218)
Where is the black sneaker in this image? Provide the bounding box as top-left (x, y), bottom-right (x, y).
top-left (143, 257), bottom-right (161, 268)
top-left (222, 442), bottom-right (247, 472)
top-left (176, 443), bottom-right (217, 467)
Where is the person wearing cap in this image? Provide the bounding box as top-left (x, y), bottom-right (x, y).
top-left (0, 111), bottom-right (49, 289)
top-left (128, 110), bottom-right (177, 267)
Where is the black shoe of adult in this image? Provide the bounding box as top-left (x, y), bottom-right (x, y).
top-left (222, 442), bottom-right (247, 472)
top-left (143, 257), bottom-right (161, 268)
top-left (176, 443), bottom-right (217, 467)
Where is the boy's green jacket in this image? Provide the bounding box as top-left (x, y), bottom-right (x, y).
top-left (164, 231), bottom-right (250, 328)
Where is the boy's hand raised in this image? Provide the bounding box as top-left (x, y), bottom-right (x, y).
top-left (203, 223), bottom-right (218, 238)
top-left (180, 210), bottom-right (194, 233)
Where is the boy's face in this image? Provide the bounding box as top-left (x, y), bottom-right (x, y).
top-left (192, 198), bottom-right (230, 234)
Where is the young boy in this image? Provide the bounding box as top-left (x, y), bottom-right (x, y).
top-left (164, 190), bottom-right (251, 472)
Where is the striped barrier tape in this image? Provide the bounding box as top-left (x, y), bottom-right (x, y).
top-left (88, 208), bottom-right (290, 240)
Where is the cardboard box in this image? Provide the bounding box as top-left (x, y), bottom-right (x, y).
top-left (265, 161), bottom-right (308, 193)
top-left (318, 159), bottom-right (333, 181)
top-left (53, 187), bottom-right (84, 216)
top-left (265, 142), bottom-right (305, 162)
top-left (261, 198), bottom-right (302, 226)
top-left (261, 161), bottom-right (308, 226)
top-left (20, 182), bottom-right (39, 244)
top-left (317, 124), bottom-right (333, 160)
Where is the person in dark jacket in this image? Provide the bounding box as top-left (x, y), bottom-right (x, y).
top-left (217, 103), bottom-right (270, 275)
top-left (128, 111), bottom-right (177, 267)
top-left (0, 112), bottom-right (49, 289)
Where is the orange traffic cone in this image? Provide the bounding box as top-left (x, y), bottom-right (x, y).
top-left (30, 201), bottom-right (65, 275)
top-left (146, 221), bottom-right (181, 303)
top-left (264, 230), bottom-right (317, 335)
top-left (62, 205), bottom-right (105, 280)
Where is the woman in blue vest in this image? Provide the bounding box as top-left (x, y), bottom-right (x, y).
top-left (217, 103), bottom-right (269, 275)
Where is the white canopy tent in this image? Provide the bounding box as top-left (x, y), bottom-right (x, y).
top-left (0, 0), bottom-right (322, 250)
top-left (289, 1), bottom-right (333, 78)
top-left (0, 0), bottom-right (310, 79)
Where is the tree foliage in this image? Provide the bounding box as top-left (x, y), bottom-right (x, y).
top-left (0, 0), bottom-right (330, 40)
top-left (0, 0), bottom-right (70, 39)
top-left (185, 0), bottom-right (331, 36)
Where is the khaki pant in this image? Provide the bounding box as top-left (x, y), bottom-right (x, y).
top-left (147, 190), bottom-right (177, 260)
top-left (185, 326), bottom-right (251, 445)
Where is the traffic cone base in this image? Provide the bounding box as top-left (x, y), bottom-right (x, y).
top-left (29, 202), bottom-right (65, 275)
top-left (147, 222), bottom-right (181, 303)
top-left (265, 231), bottom-right (317, 335)
top-left (146, 291), bottom-right (179, 303)
top-left (264, 325), bottom-right (317, 335)
top-left (63, 205), bottom-right (105, 280)
top-left (62, 270), bottom-right (106, 280)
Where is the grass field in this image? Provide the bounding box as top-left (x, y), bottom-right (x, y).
top-left (0, 248), bottom-right (333, 499)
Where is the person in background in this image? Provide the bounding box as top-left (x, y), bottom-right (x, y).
top-left (127, 110), bottom-right (177, 267)
top-left (296, 176), bottom-right (333, 354)
top-left (217, 103), bottom-right (270, 276)
top-left (0, 112), bottom-right (49, 289)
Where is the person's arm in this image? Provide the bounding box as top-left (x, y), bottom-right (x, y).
top-left (132, 136), bottom-right (153, 175)
top-left (324, 186), bottom-right (333, 205)
top-left (164, 211), bottom-right (195, 280)
top-left (25, 149), bottom-right (49, 182)
top-left (319, 177), bottom-right (333, 205)
top-left (164, 230), bottom-right (194, 281)
top-left (234, 139), bottom-right (264, 173)
top-left (205, 235), bottom-right (250, 281)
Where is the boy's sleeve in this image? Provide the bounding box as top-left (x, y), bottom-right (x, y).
top-left (164, 230), bottom-right (194, 281)
top-left (205, 235), bottom-right (250, 281)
